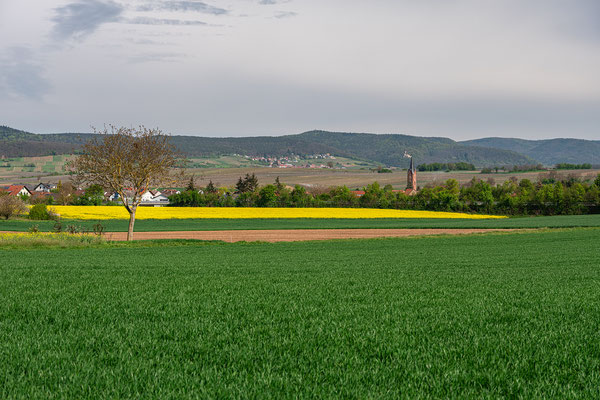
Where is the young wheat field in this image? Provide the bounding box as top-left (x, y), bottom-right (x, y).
top-left (1, 228), bottom-right (599, 398)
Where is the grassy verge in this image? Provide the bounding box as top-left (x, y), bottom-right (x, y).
top-left (1, 229), bottom-right (600, 397)
top-left (2, 213), bottom-right (600, 232)
top-left (0, 232), bottom-right (105, 249)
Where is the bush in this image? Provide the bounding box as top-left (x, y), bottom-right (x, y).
top-left (28, 204), bottom-right (56, 220)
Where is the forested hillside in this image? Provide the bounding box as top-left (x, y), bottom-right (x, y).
top-left (1, 126), bottom-right (537, 167)
top-left (0, 126), bottom-right (79, 157)
top-left (293, 131), bottom-right (533, 167)
top-left (461, 137), bottom-right (600, 165)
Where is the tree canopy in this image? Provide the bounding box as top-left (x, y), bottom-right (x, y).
top-left (71, 125), bottom-right (182, 240)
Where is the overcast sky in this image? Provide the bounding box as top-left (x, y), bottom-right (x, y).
top-left (1, 0), bottom-right (599, 140)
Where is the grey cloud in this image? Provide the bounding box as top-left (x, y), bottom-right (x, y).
top-left (128, 52), bottom-right (186, 63)
top-left (129, 38), bottom-right (174, 45)
top-left (51, 0), bottom-right (123, 40)
top-left (0, 47), bottom-right (51, 100)
top-left (126, 17), bottom-right (207, 26)
top-left (553, 0), bottom-right (600, 40)
top-left (482, 0), bottom-right (600, 42)
top-left (137, 1), bottom-right (227, 15)
top-left (259, 0), bottom-right (291, 4)
top-left (274, 11), bottom-right (297, 19)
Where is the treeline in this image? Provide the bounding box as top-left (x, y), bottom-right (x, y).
top-left (481, 164), bottom-right (545, 174)
top-left (481, 163), bottom-right (595, 174)
top-left (555, 163), bottom-right (592, 170)
top-left (417, 162), bottom-right (475, 172)
top-left (169, 173), bottom-right (600, 216)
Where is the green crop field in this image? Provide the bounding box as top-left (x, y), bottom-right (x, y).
top-left (41, 163), bottom-right (56, 173)
top-left (2, 214), bottom-right (600, 232)
top-left (1, 229), bottom-right (600, 397)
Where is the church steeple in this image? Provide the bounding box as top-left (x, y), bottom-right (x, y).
top-left (407, 157), bottom-right (417, 191)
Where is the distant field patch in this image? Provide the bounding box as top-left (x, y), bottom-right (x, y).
top-left (41, 163), bottom-right (56, 172)
top-left (50, 206), bottom-right (505, 220)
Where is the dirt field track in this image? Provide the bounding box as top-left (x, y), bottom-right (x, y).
top-left (104, 229), bottom-right (513, 242)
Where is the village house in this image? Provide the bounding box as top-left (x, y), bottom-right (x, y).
top-left (160, 189), bottom-right (181, 197)
top-left (0, 185), bottom-right (32, 197)
top-left (139, 190), bottom-right (169, 206)
top-left (106, 188), bottom-right (179, 205)
top-left (106, 191), bottom-right (121, 202)
top-left (33, 182), bottom-right (56, 193)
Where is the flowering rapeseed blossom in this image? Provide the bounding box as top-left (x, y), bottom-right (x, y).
top-left (0, 232), bottom-right (65, 240)
top-left (50, 206), bottom-right (506, 220)
top-left (0, 232), bottom-right (103, 247)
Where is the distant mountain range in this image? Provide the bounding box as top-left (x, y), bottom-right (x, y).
top-left (1, 125), bottom-right (598, 167)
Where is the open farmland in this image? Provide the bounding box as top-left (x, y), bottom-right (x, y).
top-left (1, 229), bottom-right (600, 397)
top-left (0, 155), bottom-right (74, 184)
top-left (2, 154), bottom-right (598, 190)
top-left (186, 154), bottom-right (378, 170)
top-left (2, 214), bottom-right (600, 233)
top-left (186, 166), bottom-right (600, 189)
top-left (47, 206), bottom-right (504, 220)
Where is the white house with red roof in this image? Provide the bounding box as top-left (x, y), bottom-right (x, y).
top-left (1, 185), bottom-right (32, 197)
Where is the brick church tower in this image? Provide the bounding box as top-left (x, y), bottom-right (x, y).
top-left (406, 157), bottom-right (417, 193)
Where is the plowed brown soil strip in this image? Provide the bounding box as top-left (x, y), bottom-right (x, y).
top-left (102, 229), bottom-right (513, 242)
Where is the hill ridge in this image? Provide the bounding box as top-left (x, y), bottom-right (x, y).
top-left (461, 137), bottom-right (600, 165)
top-left (0, 125), bottom-right (547, 167)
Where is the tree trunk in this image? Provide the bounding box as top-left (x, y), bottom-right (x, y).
top-left (127, 205), bottom-right (137, 241)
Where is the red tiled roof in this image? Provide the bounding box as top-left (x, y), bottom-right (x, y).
top-left (2, 185), bottom-right (30, 196)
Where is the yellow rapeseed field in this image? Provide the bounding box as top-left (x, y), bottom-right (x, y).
top-left (50, 206), bottom-right (506, 220)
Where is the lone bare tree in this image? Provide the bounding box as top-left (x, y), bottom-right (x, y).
top-left (71, 125), bottom-right (182, 240)
top-left (0, 193), bottom-right (28, 220)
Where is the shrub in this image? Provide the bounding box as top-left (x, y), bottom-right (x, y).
top-left (28, 204), bottom-right (56, 220)
top-left (53, 220), bottom-right (63, 232)
top-left (93, 223), bottom-right (105, 236)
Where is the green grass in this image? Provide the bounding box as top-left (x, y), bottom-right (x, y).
top-left (2, 214), bottom-right (600, 232)
top-left (0, 232), bottom-right (105, 249)
top-left (1, 229), bottom-right (600, 397)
